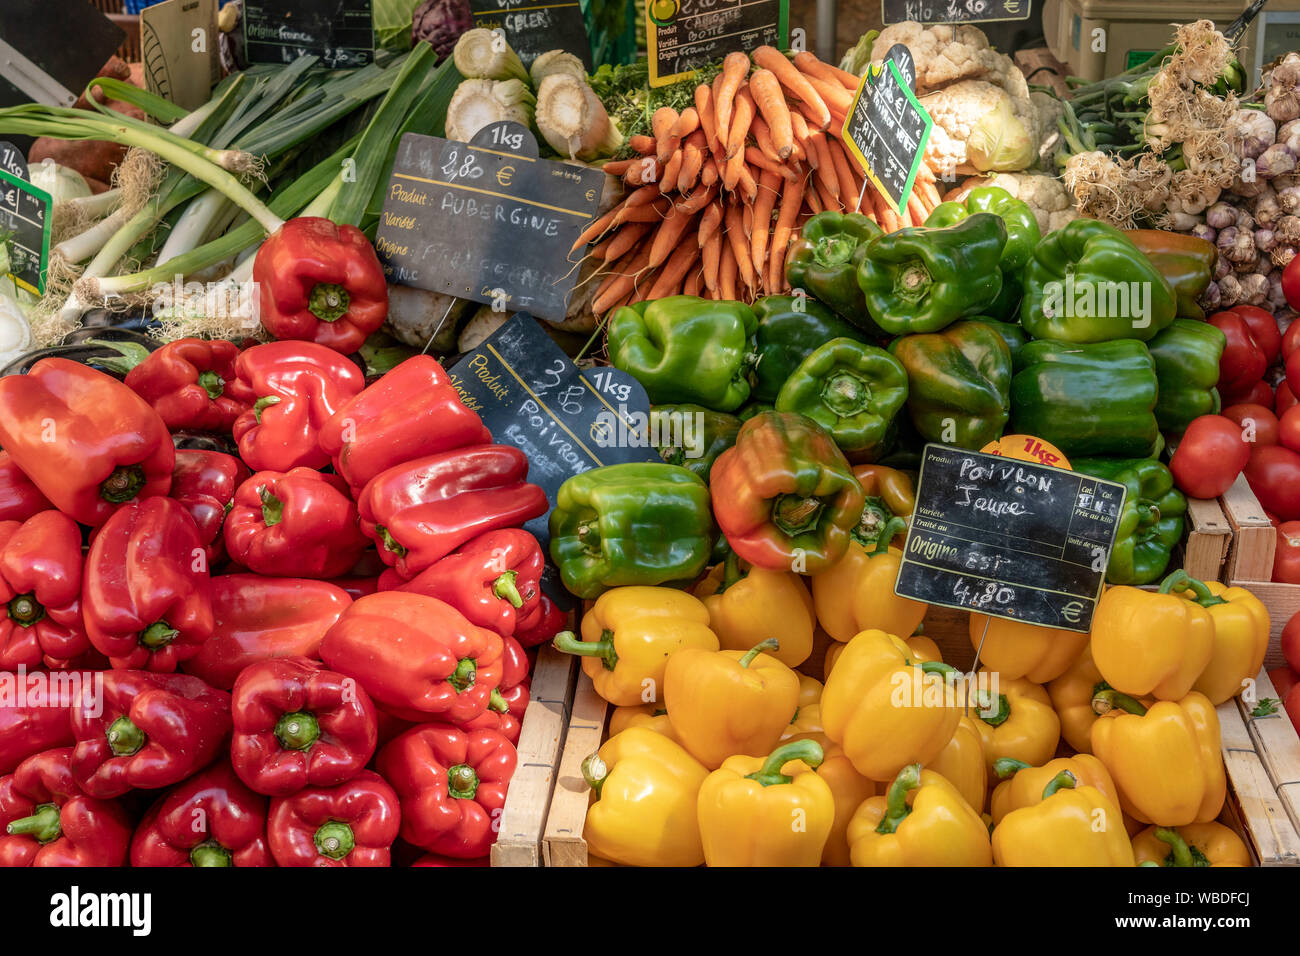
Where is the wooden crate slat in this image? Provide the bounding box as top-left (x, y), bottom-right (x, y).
top-left (1183, 495), bottom-right (1232, 583)
top-left (1218, 697), bottom-right (1300, 865)
top-left (1236, 669), bottom-right (1300, 834)
top-left (1224, 581), bottom-right (1300, 669)
top-left (1222, 475), bottom-right (1277, 583)
top-left (542, 670), bottom-right (608, 867)
top-left (491, 645), bottom-right (577, 867)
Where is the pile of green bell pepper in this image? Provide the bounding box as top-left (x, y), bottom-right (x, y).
top-left (651, 404), bottom-right (741, 483)
top-left (1072, 457), bottom-right (1187, 585)
top-left (783, 212), bottom-right (885, 335)
top-left (749, 295), bottom-right (870, 404)
top-left (1145, 318), bottom-right (1226, 435)
top-left (925, 187), bottom-right (1041, 321)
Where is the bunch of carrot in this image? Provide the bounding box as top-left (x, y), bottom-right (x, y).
top-left (573, 47), bottom-right (945, 315)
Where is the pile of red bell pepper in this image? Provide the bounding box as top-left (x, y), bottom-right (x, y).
top-left (0, 334), bottom-right (567, 867)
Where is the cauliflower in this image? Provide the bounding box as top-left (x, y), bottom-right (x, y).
top-left (921, 80), bottom-right (1037, 172)
top-left (984, 172), bottom-right (1074, 233)
top-left (866, 22), bottom-right (1001, 91)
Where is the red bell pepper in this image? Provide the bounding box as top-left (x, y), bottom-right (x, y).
top-left (358, 446), bottom-right (548, 579)
top-left (460, 678), bottom-right (528, 745)
top-left (512, 592), bottom-right (568, 649)
top-left (0, 452), bottom-right (51, 524)
top-left (253, 217), bottom-right (388, 354)
top-left (0, 358), bottom-right (174, 526)
top-left (1169, 414), bottom-right (1251, 499)
top-left (130, 761), bottom-right (273, 867)
top-left (267, 769), bottom-right (399, 867)
top-left (384, 528), bottom-right (544, 636)
top-left (94, 337), bottom-right (249, 433)
top-left (83, 498), bottom-right (214, 672)
top-left (182, 575), bottom-right (352, 690)
top-left (0, 747), bottom-right (131, 866)
top-left (1244, 444), bottom-right (1300, 522)
top-left (319, 591), bottom-right (504, 723)
top-left (229, 341), bottom-right (365, 472)
top-left (0, 670), bottom-right (92, 774)
top-left (1274, 521), bottom-right (1300, 584)
top-left (224, 468), bottom-right (367, 579)
top-left (376, 723), bottom-right (516, 859)
top-left (231, 656), bottom-right (377, 797)
top-left (318, 355), bottom-right (491, 492)
top-left (1210, 310), bottom-right (1270, 396)
top-left (71, 669), bottom-right (231, 798)
top-left (170, 449), bottom-right (251, 565)
top-left (0, 511), bottom-right (87, 670)
top-left (328, 576), bottom-right (381, 600)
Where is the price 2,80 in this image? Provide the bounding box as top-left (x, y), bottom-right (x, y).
top-left (441, 148), bottom-right (484, 184)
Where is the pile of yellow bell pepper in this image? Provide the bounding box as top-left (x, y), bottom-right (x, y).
top-left (560, 533), bottom-right (1267, 866)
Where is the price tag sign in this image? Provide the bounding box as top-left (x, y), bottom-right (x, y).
top-left (468, 0), bottom-right (593, 70)
top-left (243, 0), bottom-right (374, 67)
top-left (882, 0), bottom-right (1032, 25)
top-left (895, 443), bottom-right (1126, 632)
top-left (374, 123), bottom-right (605, 323)
top-left (842, 45), bottom-right (931, 216)
top-left (0, 168), bottom-right (51, 296)
top-left (647, 0), bottom-right (789, 88)
top-left (447, 313), bottom-right (660, 602)
top-left (0, 142), bottom-right (27, 181)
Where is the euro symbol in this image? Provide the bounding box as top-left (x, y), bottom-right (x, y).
top-left (1061, 602), bottom-right (1083, 624)
top-left (497, 165), bottom-right (515, 187)
top-left (585, 188), bottom-right (596, 202)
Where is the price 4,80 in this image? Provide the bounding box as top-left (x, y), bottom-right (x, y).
top-left (952, 576), bottom-right (1014, 609)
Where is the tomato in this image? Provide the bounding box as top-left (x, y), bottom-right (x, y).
top-left (1244, 444), bottom-right (1300, 521)
top-left (1221, 403), bottom-right (1279, 449)
top-left (1269, 666), bottom-right (1299, 701)
top-left (1220, 378), bottom-right (1275, 408)
top-left (1285, 612), bottom-right (1300, 678)
top-left (1281, 405), bottom-right (1300, 455)
top-left (1233, 305), bottom-right (1283, 365)
top-left (1284, 319), bottom-right (1300, 361)
top-left (1275, 521), bottom-right (1300, 583)
top-left (1210, 310), bottom-right (1269, 393)
top-left (1278, 381), bottom-right (1298, 417)
top-left (1288, 347), bottom-right (1300, 400)
top-left (1283, 254), bottom-right (1300, 313)
top-left (1286, 685), bottom-right (1300, 738)
top-left (1170, 414), bottom-right (1252, 499)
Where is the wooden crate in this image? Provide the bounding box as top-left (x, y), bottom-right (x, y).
top-left (1221, 475), bottom-right (1277, 583)
top-left (541, 668), bottom-right (609, 867)
top-left (490, 644), bottom-right (579, 867)
top-left (1182, 495), bottom-right (1234, 583)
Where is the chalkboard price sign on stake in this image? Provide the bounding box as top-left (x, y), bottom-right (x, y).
top-left (468, 0), bottom-right (593, 70)
top-left (647, 0), bottom-right (789, 88)
top-left (0, 143), bottom-right (27, 182)
top-left (842, 45), bottom-right (932, 216)
top-left (882, 0), bottom-right (1033, 26)
top-left (374, 122), bottom-right (605, 323)
top-left (895, 443), bottom-right (1126, 633)
top-left (243, 0), bottom-right (374, 68)
top-left (0, 168), bottom-right (51, 297)
top-left (446, 312), bottom-right (661, 604)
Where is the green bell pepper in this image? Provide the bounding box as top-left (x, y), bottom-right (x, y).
top-left (1146, 318), bottom-right (1226, 435)
top-left (857, 214), bottom-right (1007, 335)
top-left (975, 317), bottom-right (1029, 364)
top-left (1019, 219), bottom-right (1177, 343)
top-left (548, 463), bottom-right (715, 600)
top-left (1071, 457), bottom-right (1187, 585)
top-left (608, 295), bottom-right (758, 412)
top-left (1010, 339), bottom-right (1161, 459)
top-left (775, 337), bottom-right (909, 461)
top-left (783, 212), bottom-right (885, 334)
top-left (888, 320), bottom-right (1012, 450)
top-left (749, 295), bottom-right (871, 404)
top-left (925, 186), bottom-right (1041, 321)
top-left (651, 404), bottom-right (741, 483)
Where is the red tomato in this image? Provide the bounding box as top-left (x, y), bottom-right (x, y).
top-left (1284, 319), bottom-right (1300, 361)
top-left (1170, 414), bottom-right (1252, 499)
top-left (1281, 406), bottom-right (1300, 454)
top-left (1269, 666), bottom-right (1299, 701)
top-left (1244, 444), bottom-right (1300, 521)
top-left (1289, 348), bottom-right (1300, 399)
top-left (1210, 310), bottom-right (1269, 393)
top-left (1285, 612), bottom-right (1300, 678)
top-left (1233, 305), bottom-right (1283, 365)
top-left (1220, 378), bottom-right (1275, 409)
top-left (1221, 403), bottom-right (1280, 449)
top-left (1286, 685), bottom-right (1300, 737)
top-left (1284, 255), bottom-right (1300, 313)
top-left (1278, 381), bottom-right (1299, 417)
top-left (1276, 521), bottom-right (1300, 583)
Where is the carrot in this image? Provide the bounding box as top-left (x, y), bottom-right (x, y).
top-left (809, 132), bottom-right (834, 180)
top-left (628, 134), bottom-right (656, 155)
top-left (701, 157), bottom-right (719, 187)
top-left (648, 206), bottom-right (697, 268)
top-left (702, 228), bottom-right (723, 292)
top-left (745, 146), bottom-right (797, 183)
top-left (653, 106), bottom-right (681, 165)
top-left (571, 206), bottom-right (619, 253)
top-left (752, 46), bottom-right (830, 129)
top-left (617, 197), bottom-right (674, 224)
top-left (610, 186), bottom-right (666, 225)
top-left (907, 190), bottom-right (928, 226)
top-left (769, 173), bottom-right (806, 292)
top-left (827, 139), bottom-right (860, 208)
top-left (803, 75), bottom-right (854, 115)
top-left (677, 130), bottom-right (708, 193)
top-left (671, 107), bottom-right (700, 140)
top-left (649, 242), bottom-right (702, 299)
top-left (693, 84), bottom-right (722, 157)
top-left (624, 156), bottom-right (662, 187)
top-left (812, 174), bottom-right (839, 213)
top-left (698, 202), bottom-right (723, 248)
top-left (600, 159), bottom-right (637, 176)
top-left (806, 184), bottom-right (824, 214)
top-left (788, 111), bottom-right (811, 164)
top-left (676, 183), bottom-right (719, 215)
top-left (684, 265), bottom-right (703, 297)
top-left (723, 144), bottom-right (747, 192)
top-left (724, 201), bottom-right (756, 294)
top-left (714, 51), bottom-right (751, 147)
top-left (748, 68), bottom-right (794, 160)
top-left (661, 149), bottom-right (684, 192)
top-left (750, 116), bottom-right (782, 165)
top-left (592, 241), bottom-right (652, 314)
top-left (793, 52), bottom-right (862, 91)
top-left (604, 220), bottom-right (653, 262)
top-left (719, 238), bottom-right (738, 301)
top-left (750, 168), bottom-right (782, 276)
top-left (736, 164), bottom-right (759, 204)
top-left (725, 86), bottom-right (756, 160)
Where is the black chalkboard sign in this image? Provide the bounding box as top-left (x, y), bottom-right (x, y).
top-left (468, 1), bottom-right (593, 70)
top-left (647, 0), bottom-right (789, 88)
top-left (374, 123), bottom-right (605, 323)
top-left (0, 0), bottom-right (124, 109)
top-left (882, 0), bottom-right (1033, 25)
top-left (0, 168), bottom-right (50, 297)
top-left (842, 44), bottom-right (932, 216)
top-left (0, 143), bottom-right (27, 182)
top-left (895, 444), bottom-right (1126, 632)
top-left (243, 0), bottom-right (374, 67)
top-left (447, 313), bottom-right (660, 602)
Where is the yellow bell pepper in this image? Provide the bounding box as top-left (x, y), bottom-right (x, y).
top-left (968, 612), bottom-right (1088, 683)
top-left (823, 634), bottom-right (844, 676)
top-left (1189, 579), bottom-right (1270, 706)
top-left (989, 755), bottom-right (1120, 825)
top-left (991, 770), bottom-right (1136, 866)
top-left (1090, 689), bottom-right (1226, 826)
top-left (969, 672), bottom-right (1061, 772)
top-left (826, 632), bottom-right (935, 678)
top-left (1047, 643), bottom-right (1154, 754)
top-left (555, 586), bottom-right (718, 706)
top-left (694, 556), bottom-right (816, 668)
top-left (795, 673), bottom-right (822, 707)
top-left (608, 702), bottom-right (678, 743)
top-left (782, 700), bottom-right (825, 742)
top-left (663, 638), bottom-right (800, 769)
top-left (928, 715), bottom-right (987, 813)
top-left (821, 630), bottom-right (960, 782)
top-left (778, 735), bottom-right (877, 868)
top-left (1132, 822), bottom-right (1251, 867)
top-left (582, 727), bottom-right (709, 867)
top-left (1090, 572), bottom-right (1214, 701)
top-left (811, 519), bottom-right (928, 642)
top-left (846, 763), bottom-right (992, 866)
top-left (697, 740), bottom-right (835, 866)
